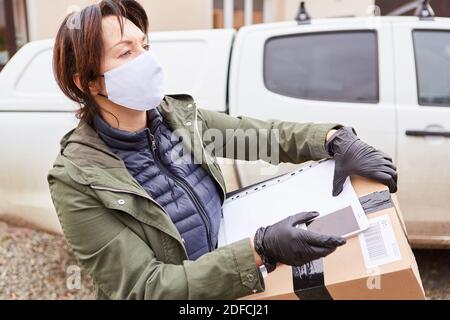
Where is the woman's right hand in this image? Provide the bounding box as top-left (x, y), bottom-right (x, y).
top-left (254, 211), bottom-right (347, 269)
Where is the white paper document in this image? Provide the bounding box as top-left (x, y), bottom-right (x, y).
top-left (218, 160), bottom-right (367, 247)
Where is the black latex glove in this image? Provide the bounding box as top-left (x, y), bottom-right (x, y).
top-left (254, 211), bottom-right (346, 268)
top-left (326, 127), bottom-right (398, 197)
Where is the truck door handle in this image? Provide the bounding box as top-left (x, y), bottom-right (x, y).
top-left (405, 130), bottom-right (450, 138)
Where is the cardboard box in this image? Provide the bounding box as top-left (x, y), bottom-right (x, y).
top-left (239, 177), bottom-right (426, 300)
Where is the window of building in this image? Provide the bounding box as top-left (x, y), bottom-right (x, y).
top-left (0, 0), bottom-right (28, 71)
top-left (413, 30), bottom-right (450, 107)
top-left (263, 31), bottom-right (379, 103)
top-left (213, 0), bottom-right (264, 29)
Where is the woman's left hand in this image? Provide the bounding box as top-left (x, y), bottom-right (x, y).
top-left (326, 127), bottom-right (398, 197)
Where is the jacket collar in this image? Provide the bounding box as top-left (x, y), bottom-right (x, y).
top-left (57, 93), bottom-right (227, 206)
top-left (60, 94), bottom-right (195, 159)
top-left (57, 94), bottom-right (198, 192)
top-left (92, 109), bottom-right (150, 151)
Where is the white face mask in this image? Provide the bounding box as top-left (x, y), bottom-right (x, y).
top-left (99, 50), bottom-right (165, 111)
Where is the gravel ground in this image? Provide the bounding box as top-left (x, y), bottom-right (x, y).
top-left (0, 221), bottom-right (94, 300)
top-left (414, 249), bottom-right (450, 300)
top-left (0, 221), bottom-right (448, 300)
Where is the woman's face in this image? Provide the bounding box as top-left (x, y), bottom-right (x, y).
top-left (92, 16), bottom-right (150, 102)
top-left (101, 16), bottom-right (149, 74)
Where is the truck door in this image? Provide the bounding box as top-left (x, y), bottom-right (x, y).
top-left (393, 21), bottom-right (450, 246)
top-left (229, 21), bottom-right (396, 188)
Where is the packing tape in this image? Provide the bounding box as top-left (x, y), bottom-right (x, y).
top-left (359, 190), bottom-right (394, 214)
top-left (293, 259), bottom-right (332, 300)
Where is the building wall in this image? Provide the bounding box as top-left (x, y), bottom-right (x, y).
top-left (281, 0), bottom-right (375, 20)
top-left (26, 0), bottom-right (213, 41)
top-left (25, 0), bottom-right (380, 42)
top-left (376, 0), bottom-right (450, 16)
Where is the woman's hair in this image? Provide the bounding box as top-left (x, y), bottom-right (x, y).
top-left (53, 0), bottom-right (149, 125)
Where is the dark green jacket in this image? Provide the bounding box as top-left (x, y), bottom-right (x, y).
top-left (47, 94), bottom-right (339, 300)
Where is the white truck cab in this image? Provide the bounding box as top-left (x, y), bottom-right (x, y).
top-left (0, 15), bottom-right (449, 247)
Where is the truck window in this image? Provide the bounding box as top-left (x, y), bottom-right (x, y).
top-left (263, 31), bottom-right (379, 103)
top-left (413, 30), bottom-right (450, 107)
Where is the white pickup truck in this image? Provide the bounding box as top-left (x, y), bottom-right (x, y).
top-left (0, 16), bottom-right (449, 247)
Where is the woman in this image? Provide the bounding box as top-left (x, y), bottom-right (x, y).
top-left (48, 0), bottom-right (397, 300)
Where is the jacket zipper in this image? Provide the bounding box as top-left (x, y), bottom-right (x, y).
top-left (193, 107), bottom-right (226, 203)
top-left (146, 131), bottom-right (214, 252)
